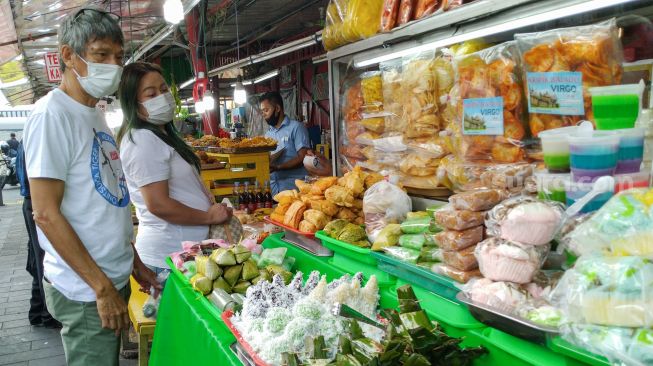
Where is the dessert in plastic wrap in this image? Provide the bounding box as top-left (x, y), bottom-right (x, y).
top-left (452, 41), bottom-right (528, 163)
top-left (433, 226), bottom-right (484, 251)
top-left (475, 237), bottom-right (550, 284)
top-left (515, 19), bottom-right (624, 136)
top-left (363, 180), bottom-right (412, 242)
top-left (433, 205), bottom-right (484, 231)
top-left (442, 245), bottom-right (478, 271)
top-left (432, 263), bottom-right (481, 283)
top-left (551, 255), bottom-right (653, 328)
top-left (559, 188), bottom-right (653, 258)
top-left (323, 0), bottom-right (384, 51)
top-left (486, 196), bottom-right (565, 246)
top-left (462, 278), bottom-right (530, 314)
top-left (561, 324), bottom-right (653, 366)
top-left (448, 188), bottom-right (508, 211)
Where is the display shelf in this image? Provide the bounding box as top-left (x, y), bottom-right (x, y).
top-left (201, 152), bottom-right (270, 197)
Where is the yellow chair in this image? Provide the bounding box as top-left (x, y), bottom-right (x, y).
top-left (128, 277), bottom-right (156, 366)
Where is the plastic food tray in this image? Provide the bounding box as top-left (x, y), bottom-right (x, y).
top-left (370, 251), bottom-right (460, 302)
top-left (222, 310), bottom-right (271, 366)
top-left (456, 292), bottom-right (559, 344)
top-left (263, 216), bottom-right (316, 238)
top-left (207, 145), bottom-right (277, 154)
top-left (315, 231), bottom-right (375, 265)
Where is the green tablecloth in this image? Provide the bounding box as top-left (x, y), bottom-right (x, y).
top-left (149, 258), bottom-right (241, 366)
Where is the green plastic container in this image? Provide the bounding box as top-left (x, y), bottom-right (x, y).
top-left (315, 231), bottom-right (396, 287)
top-left (547, 337), bottom-right (610, 366)
top-left (371, 251), bottom-right (460, 302)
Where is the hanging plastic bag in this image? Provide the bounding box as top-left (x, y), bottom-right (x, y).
top-left (381, 0), bottom-right (400, 32)
top-left (414, 0), bottom-right (442, 19)
top-left (364, 178), bottom-right (412, 242)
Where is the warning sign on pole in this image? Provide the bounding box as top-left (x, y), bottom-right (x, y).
top-left (44, 52), bottom-right (62, 82)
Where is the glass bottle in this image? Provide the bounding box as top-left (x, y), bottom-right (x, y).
top-left (239, 182), bottom-right (249, 212)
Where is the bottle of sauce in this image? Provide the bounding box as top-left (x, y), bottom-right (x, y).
top-left (247, 182), bottom-right (256, 213)
top-left (264, 180), bottom-right (273, 208)
top-left (232, 182), bottom-right (240, 208)
top-left (239, 182), bottom-right (249, 212)
top-left (255, 181), bottom-right (264, 210)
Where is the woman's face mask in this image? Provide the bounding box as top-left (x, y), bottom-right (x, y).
top-left (73, 54), bottom-right (122, 98)
top-left (140, 92), bottom-right (175, 125)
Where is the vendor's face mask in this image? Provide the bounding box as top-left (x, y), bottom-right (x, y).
top-left (265, 106), bottom-right (281, 126)
top-left (73, 54), bottom-right (123, 98)
top-left (141, 92), bottom-right (175, 125)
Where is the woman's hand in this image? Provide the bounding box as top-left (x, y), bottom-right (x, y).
top-left (206, 203), bottom-right (233, 225)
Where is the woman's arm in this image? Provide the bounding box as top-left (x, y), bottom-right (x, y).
top-left (140, 180), bottom-right (232, 225)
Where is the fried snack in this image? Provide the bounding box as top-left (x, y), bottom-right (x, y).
top-left (303, 209), bottom-right (329, 230)
top-left (295, 179), bottom-right (312, 194)
top-left (361, 72), bottom-right (383, 113)
top-left (325, 186), bottom-right (355, 207)
top-left (364, 172), bottom-right (384, 189)
top-left (352, 199), bottom-right (364, 210)
top-left (359, 117), bottom-right (385, 134)
top-left (270, 212), bottom-right (285, 224)
top-left (340, 167), bottom-right (366, 197)
top-left (274, 190), bottom-right (299, 204)
top-left (353, 216), bottom-right (365, 225)
top-left (273, 201), bottom-right (292, 215)
top-left (434, 206), bottom-right (485, 231)
top-left (336, 208), bottom-right (357, 222)
top-left (311, 200), bottom-right (339, 217)
top-left (399, 153), bottom-right (440, 177)
top-left (283, 201), bottom-right (307, 229)
top-left (310, 177), bottom-right (339, 195)
top-left (434, 226), bottom-right (484, 251)
top-left (299, 220), bottom-right (318, 233)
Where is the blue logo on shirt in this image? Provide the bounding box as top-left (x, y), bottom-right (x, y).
top-left (90, 131), bottom-right (129, 207)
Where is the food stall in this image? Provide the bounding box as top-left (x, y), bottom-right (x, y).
top-left (147, 1), bottom-right (653, 365)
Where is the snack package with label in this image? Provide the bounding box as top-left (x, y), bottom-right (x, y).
top-left (515, 19), bottom-right (624, 136)
top-left (550, 255), bottom-right (653, 328)
top-left (561, 324), bottom-right (653, 366)
top-left (453, 41), bottom-right (528, 163)
top-left (322, 0), bottom-right (384, 51)
top-left (434, 226), bottom-right (484, 251)
top-left (432, 263), bottom-right (482, 283)
top-left (449, 188), bottom-right (508, 211)
top-left (364, 180), bottom-right (412, 242)
top-left (433, 205), bottom-right (485, 231)
top-left (443, 245), bottom-right (478, 271)
top-left (486, 196), bottom-right (565, 246)
top-left (402, 52), bottom-right (441, 140)
top-left (475, 238), bottom-right (550, 284)
top-left (559, 188), bottom-right (653, 258)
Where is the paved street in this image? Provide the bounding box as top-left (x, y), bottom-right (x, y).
top-left (0, 187), bottom-right (138, 366)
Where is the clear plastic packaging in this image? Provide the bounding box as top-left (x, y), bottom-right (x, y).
top-left (434, 226), bottom-right (484, 251)
top-left (448, 188), bottom-right (508, 212)
top-left (363, 180), bottom-right (412, 242)
top-left (397, 0), bottom-right (414, 25)
top-left (381, 60), bottom-right (405, 134)
top-left (475, 238), bottom-right (550, 284)
top-left (399, 234), bottom-right (427, 250)
top-left (383, 246), bottom-right (420, 263)
top-left (442, 245), bottom-right (478, 271)
top-left (479, 163), bottom-right (534, 190)
top-left (558, 188), bottom-right (653, 258)
top-left (360, 72), bottom-right (384, 114)
top-left (380, 0), bottom-right (400, 32)
top-left (515, 19), bottom-right (624, 135)
top-left (550, 255), bottom-right (653, 327)
top-left (432, 263), bottom-right (481, 283)
top-left (420, 246), bottom-right (444, 262)
top-left (561, 324), bottom-right (653, 366)
top-left (486, 196), bottom-right (565, 246)
top-left (414, 0), bottom-right (442, 19)
top-left (433, 205), bottom-right (485, 231)
top-left (400, 217), bottom-right (432, 234)
top-left (401, 52), bottom-right (440, 140)
top-left (322, 0), bottom-right (385, 51)
top-left (461, 278), bottom-right (530, 314)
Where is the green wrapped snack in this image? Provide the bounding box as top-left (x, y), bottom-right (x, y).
top-left (258, 247), bottom-right (287, 267)
top-left (351, 338), bottom-right (383, 364)
top-left (281, 256), bottom-right (296, 272)
top-left (416, 262), bottom-right (439, 270)
top-left (250, 252), bottom-right (260, 265)
top-left (419, 247), bottom-right (443, 262)
top-left (232, 280), bottom-right (251, 294)
top-left (233, 244), bottom-right (251, 264)
top-left (223, 264), bottom-right (242, 287)
top-left (307, 335), bottom-right (328, 360)
top-left (182, 261), bottom-right (197, 280)
top-left (266, 265), bottom-right (293, 284)
top-left (190, 274), bottom-right (212, 295)
top-left (383, 247), bottom-right (420, 264)
top-left (371, 224), bottom-right (402, 251)
top-left (351, 240), bottom-right (372, 248)
top-left (212, 277), bottom-right (231, 293)
top-left (195, 255), bottom-right (222, 280)
top-left (258, 269), bottom-right (272, 282)
top-left (210, 248), bottom-right (236, 266)
top-left (324, 219), bottom-right (349, 238)
top-left (337, 223), bottom-right (367, 243)
top-left (400, 217), bottom-right (432, 234)
top-left (281, 353), bottom-right (300, 366)
top-left (241, 259), bottom-right (259, 281)
top-left (407, 211), bottom-right (430, 220)
top-left (399, 234), bottom-right (426, 251)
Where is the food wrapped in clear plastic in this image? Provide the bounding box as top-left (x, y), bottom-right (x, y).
top-left (559, 188), bottom-right (653, 258)
top-left (550, 255), bottom-right (653, 327)
top-left (384, 246), bottom-right (420, 263)
top-left (515, 19), bottom-right (624, 136)
top-left (364, 180), bottom-right (412, 242)
top-left (461, 278), bottom-right (531, 314)
top-left (433, 226), bottom-right (484, 251)
top-left (479, 163), bottom-right (534, 190)
top-left (360, 72), bottom-right (384, 113)
top-left (400, 217), bottom-right (432, 234)
top-left (442, 245), bottom-right (478, 271)
top-left (561, 324), bottom-right (653, 366)
top-left (398, 173), bottom-right (442, 190)
top-left (414, 0), bottom-right (443, 20)
top-left (420, 246), bottom-right (444, 262)
top-left (432, 263), bottom-right (481, 283)
top-left (486, 196), bottom-right (565, 246)
top-left (380, 60), bottom-right (405, 133)
top-left (475, 237), bottom-right (550, 284)
top-left (399, 152), bottom-right (441, 177)
top-left (380, 0), bottom-right (400, 32)
top-left (402, 52), bottom-right (440, 140)
top-left (397, 0), bottom-right (414, 25)
top-left (322, 0), bottom-right (384, 51)
top-left (448, 188), bottom-right (508, 212)
top-left (433, 205), bottom-right (484, 231)
top-left (398, 234), bottom-right (426, 251)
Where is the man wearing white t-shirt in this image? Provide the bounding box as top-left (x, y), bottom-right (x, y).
top-left (22, 7), bottom-right (160, 365)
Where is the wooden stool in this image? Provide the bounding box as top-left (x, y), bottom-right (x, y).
top-left (128, 277), bottom-right (156, 366)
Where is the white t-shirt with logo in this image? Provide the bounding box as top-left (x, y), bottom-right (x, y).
top-left (23, 88), bottom-right (134, 302)
top-left (120, 129), bottom-right (211, 269)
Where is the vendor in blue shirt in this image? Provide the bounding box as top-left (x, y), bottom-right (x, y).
top-left (262, 91), bottom-right (310, 195)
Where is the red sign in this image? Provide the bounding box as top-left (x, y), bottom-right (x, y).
top-left (44, 52), bottom-right (62, 82)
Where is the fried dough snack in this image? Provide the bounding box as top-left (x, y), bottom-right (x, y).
top-left (284, 201), bottom-right (307, 229)
top-left (325, 185), bottom-right (355, 207)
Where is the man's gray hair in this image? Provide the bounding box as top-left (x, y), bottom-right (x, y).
top-left (58, 6), bottom-right (124, 72)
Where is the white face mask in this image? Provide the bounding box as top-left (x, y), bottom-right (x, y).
top-left (141, 92), bottom-right (175, 125)
top-left (73, 55), bottom-right (123, 98)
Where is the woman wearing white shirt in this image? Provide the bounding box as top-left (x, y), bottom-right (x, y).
top-left (117, 62), bottom-right (232, 274)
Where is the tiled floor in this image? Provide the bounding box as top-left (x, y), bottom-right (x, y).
top-left (0, 187), bottom-right (138, 366)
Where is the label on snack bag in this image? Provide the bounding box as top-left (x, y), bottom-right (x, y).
top-left (462, 97), bottom-right (504, 136)
top-left (526, 72), bottom-right (585, 115)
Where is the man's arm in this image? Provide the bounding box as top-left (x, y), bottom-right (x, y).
top-left (30, 178), bottom-right (129, 335)
top-left (272, 147), bottom-right (308, 171)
